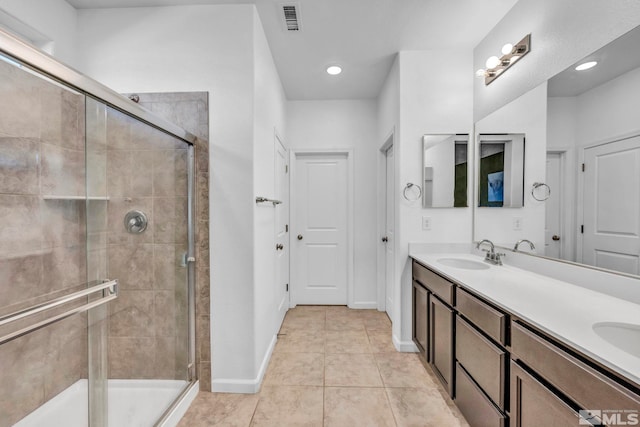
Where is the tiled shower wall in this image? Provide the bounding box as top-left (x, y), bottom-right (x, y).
top-left (128, 92), bottom-right (211, 391)
top-left (101, 107), bottom-right (190, 380)
top-left (0, 59), bottom-right (88, 426)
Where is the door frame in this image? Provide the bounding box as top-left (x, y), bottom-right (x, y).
top-left (289, 148), bottom-right (355, 308)
top-left (577, 130), bottom-right (640, 264)
top-left (274, 130), bottom-right (290, 316)
top-left (546, 149), bottom-right (567, 259)
top-left (377, 129), bottom-right (394, 313)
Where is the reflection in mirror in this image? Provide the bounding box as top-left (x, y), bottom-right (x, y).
top-left (422, 134), bottom-right (469, 208)
top-left (477, 134), bottom-right (525, 208)
top-left (546, 24), bottom-right (640, 276)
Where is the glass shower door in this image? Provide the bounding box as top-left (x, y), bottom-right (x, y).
top-left (86, 100), bottom-right (191, 427)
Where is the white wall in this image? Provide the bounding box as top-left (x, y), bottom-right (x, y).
top-left (475, 82), bottom-right (547, 249)
top-left (286, 99), bottom-right (379, 308)
top-left (252, 8), bottom-right (288, 390)
top-left (393, 50), bottom-right (474, 347)
top-left (473, 0), bottom-right (640, 121)
top-left (0, 0), bottom-right (78, 65)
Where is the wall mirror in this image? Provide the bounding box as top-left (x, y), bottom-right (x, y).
top-left (422, 134), bottom-right (469, 208)
top-left (477, 134), bottom-right (525, 208)
top-left (474, 24), bottom-right (640, 278)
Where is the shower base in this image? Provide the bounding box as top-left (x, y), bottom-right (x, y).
top-left (14, 379), bottom-right (197, 427)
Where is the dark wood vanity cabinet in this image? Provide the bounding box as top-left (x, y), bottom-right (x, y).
top-left (412, 280), bottom-right (428, 357)
top-left (430, 294), bottom-right (454, 397)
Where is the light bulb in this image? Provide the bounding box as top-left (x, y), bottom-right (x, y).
top-left (485, 56), bottom-right (501, 69)
top-left (475, 69), bottom-right (487, 77)
top-left (326, 65), bottom-right (342, 75)
top-left (501, 43), bottom-right (514, 55)
top-left (575, 61), bottom-right (597, 71)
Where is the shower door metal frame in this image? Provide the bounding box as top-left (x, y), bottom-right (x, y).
top-left (0, 26), bottom-right (200, 427)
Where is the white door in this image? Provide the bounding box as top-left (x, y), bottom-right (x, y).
top-left (545, 153), bottom-right (562, 258)
top-left (291, 153), bottom-right (348, 305)
top-left (583, 135), bottom-right (640, 275)
top-left (275, 135), bottom-right (289, 318)
top-left (384, 146), bottom-right (394, 319)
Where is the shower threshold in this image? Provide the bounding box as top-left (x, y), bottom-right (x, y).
top-left (14, 379), bottom-right (198, 427)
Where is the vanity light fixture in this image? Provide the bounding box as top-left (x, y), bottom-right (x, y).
top-left (476, 34), bottom-right (531, 85)
top-left (326, 65), bottom-right (342, 75)
top-left (575, 61), bottom-right (597, 71)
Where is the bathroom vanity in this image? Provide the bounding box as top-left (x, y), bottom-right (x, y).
top-left (411, 253), bottom-right (640, 427)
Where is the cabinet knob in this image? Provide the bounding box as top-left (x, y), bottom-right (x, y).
top-left (552, 235), bottom-right (560, 241)
top-left (382, 236), bottom-right (388, 242)
top-left (276, 243), bottom-right (284, 250)
top-left (297, 234), bottom-right (303, 240)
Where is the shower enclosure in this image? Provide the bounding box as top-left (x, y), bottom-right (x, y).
top-left (0, 29), bottom-right (197, 426)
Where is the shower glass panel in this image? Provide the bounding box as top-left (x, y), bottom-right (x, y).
top-left (0, 44), bottom-right (193, 426)
top-left (86, 101), bottom-right (190, 426)
top-left (0, 53), bottom-right (91, 427)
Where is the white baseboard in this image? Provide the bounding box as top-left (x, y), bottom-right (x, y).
top-left (392, 333), bottom-right (418, 352)
top-left (348, 301), bottom-right (378, 309)
top-left (211, 334), bottom-right (277, 394)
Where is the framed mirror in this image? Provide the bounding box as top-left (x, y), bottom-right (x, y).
top-left (477, 134), bottom-right (525, 208)
top-left (474, 24), bottom-right (640, 278)
top-left (422, 134), bottom-right (469, 208)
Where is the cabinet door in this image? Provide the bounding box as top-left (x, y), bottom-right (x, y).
top-left (511, 361), bottom-right (588, 427)
top-left (430, 295), bottom-right (454, 397)
top-left (412, 281), bottom-right (428, 358)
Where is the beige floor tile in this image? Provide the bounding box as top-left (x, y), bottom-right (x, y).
top-left (374, 352), bottom-right (436, 388)
top-left (324, 387), bottom-right (396, 427)
top-left (325, 330), bottom-right (372, 353)
top-left (274, 330), bottom-right (325, 353)
top-left (263, 352), bottom-right (324, 386)
top-left (386, 387), bottom-right (470, 427)
top-left (250, 386), bottom-right (323, 426)
top-left (325, 316), bottom-right (365, 331)
top-left (281, 310), bottom-right (326, 332)
top-left (325, 353), bottom-right (383, 387)
top-left (363, 316), bottom-right (392, 332)
top-left (178, 392), bottom-right (259, 427)
top-left (366, 330), bottom-right (397, 353)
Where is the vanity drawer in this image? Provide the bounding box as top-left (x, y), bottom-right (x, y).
top-left (457, 288), bottom-right (507, 345)
top-left (412, 261), bottom-right (454, 306)
top-left (455, 362), bottom-right (506, 427)
top-left (456, 316), bottom-right (506, 409)
top-left (510, 360), bottom-right (587, 427)
top-left (511, 321), bottom-right (640, 412)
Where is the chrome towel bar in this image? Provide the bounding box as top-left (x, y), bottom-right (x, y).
top-left (256, 197), bottom-right (282, 206)
top-left (0, 280), bottom-right (118, 345)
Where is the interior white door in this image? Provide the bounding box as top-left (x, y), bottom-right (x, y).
top-left (384, 146), bottom-right (394, 319)
top-left (583, 135), bottom-right (640, 275)
top-left (545, 152), bottom-right (562, 258)
top-left (275, 135), bottom-right (289, 317)
top-left (292, 153), bottom-right (348, 305)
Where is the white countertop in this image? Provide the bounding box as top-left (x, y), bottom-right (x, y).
top-left (410, 252), bottom-right (640, 387)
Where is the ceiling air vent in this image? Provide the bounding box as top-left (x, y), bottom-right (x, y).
top-left (282, 4), bottom-right (301, 31)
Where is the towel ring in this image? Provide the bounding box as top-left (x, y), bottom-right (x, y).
top-left (531, 182), bottom-right (551, 201)
top-left (403, 183), bottom-right (422, 202)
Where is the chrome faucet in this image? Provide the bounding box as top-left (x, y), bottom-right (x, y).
top-left (514, 239), bottom-right (536, 252)
top-left (476, 239), bottom-right (505, 265)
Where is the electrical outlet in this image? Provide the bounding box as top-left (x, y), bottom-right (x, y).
top-left (513, 217), bottom-right (523, 231)
top-left (422, 216), bottom-right (432, 230)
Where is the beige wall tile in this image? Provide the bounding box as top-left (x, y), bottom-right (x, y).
top-left (108, 337), bottom-right (156, 379)
top-left (0, 61), bottom-right (41, 139)
top-left (0, 137), bottom-right (40, 195)
top-left (0, 252), bottom-right (43, 311)
top-left (109, 290), bottom-right (155, 337)
top-left (40, 143), bottom-right (85, 197)
top-left (153, 197), bottom-right (188, 244)
top-left (107, 198), bottom-right (153, 245)
top-left (0, 195), bottom-right (42, 256)
top-left (108, 244), bottom-right (154, 290)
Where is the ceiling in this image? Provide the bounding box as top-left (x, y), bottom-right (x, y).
top-left (548, 25), bottom-right (640, 97)
top-left (65, 0), bottom-right (519, 100)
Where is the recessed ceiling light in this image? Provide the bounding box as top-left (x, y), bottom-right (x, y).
top-left (575, 61), bottom-right (598, 71)
top-left (326, 65), bottom-right (342, 75)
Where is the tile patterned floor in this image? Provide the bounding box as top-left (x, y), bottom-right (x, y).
top-left (178, 306), bottom-right (469, 426)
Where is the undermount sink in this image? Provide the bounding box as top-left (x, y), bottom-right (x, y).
top-left (593, 322), bottom-right (640, 358)
top-left (437, 258), bottom-right (490, 270)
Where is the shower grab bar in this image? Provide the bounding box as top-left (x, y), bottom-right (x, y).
top-left (256, 197), bottom-right (282, 206)
top-left (0, 280), bottom-right (118, 345)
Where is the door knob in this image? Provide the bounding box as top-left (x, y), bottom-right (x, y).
top-left (552, 235), bottom-right (560, 241)
top-left (276, 243), bottom-right (284, 250)
top-left (382, 236), bottom-right (388, 242)
top-left (297, 234), bottom-right (303, 240)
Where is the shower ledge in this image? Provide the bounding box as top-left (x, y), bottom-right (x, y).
top-left (42, 195), bottom-right (110, 201)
